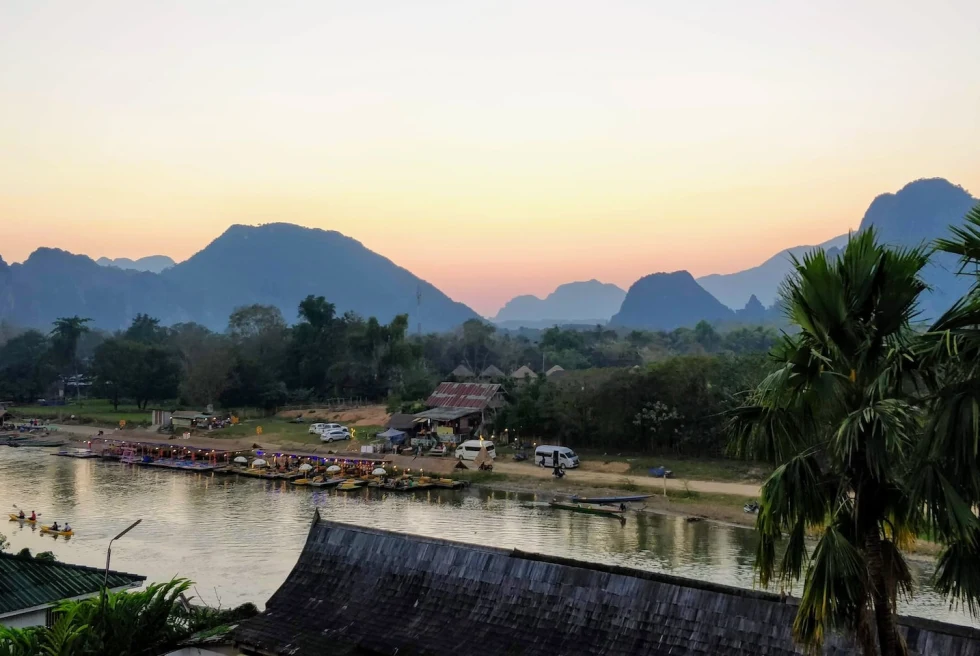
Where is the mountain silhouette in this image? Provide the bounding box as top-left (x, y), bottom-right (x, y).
top-left (492, 279), bottom-right (626, 325)
top-left (698, 234), bottom-right (849, 308)
top-left (96, 255), bottom-right (176, 273)
top-left (609, 271), bottom-right (734, 330)
top-left (0, 225), bottom-right (478, 332)
top-left (159, 223), bottom-right (478, 331)
top-left (698, 178), bottom-right (978, 314)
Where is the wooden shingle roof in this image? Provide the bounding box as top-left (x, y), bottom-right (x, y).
top-left (233, 515), bottom-right (980, 656)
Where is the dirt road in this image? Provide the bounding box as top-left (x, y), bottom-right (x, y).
top-left (492, 461), bottom-right (762, 497)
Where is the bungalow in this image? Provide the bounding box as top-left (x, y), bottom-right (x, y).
top-left (0, 553), bottom-right (145, 629)
top-left (449, 364), bottom-right (475, 379)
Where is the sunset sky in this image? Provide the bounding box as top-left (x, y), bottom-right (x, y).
top-left (1, 1), bottom-right (978, 315)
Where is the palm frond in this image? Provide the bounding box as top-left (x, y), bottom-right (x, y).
top-left (934, 529), bottom-right (980, 617)
top-left (793, 525), bottom-right (868, 648)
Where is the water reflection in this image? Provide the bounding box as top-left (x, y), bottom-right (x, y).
top-left (0, 447), bottom-right (972, 627)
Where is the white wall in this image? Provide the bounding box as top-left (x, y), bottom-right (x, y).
top-left (0, 608), bottom-right (48, 629)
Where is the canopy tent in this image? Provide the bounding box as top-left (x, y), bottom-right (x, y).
top-left (377, 428), bottom-right (408, 445)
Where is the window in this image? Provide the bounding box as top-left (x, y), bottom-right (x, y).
top-left (464, 446), bottom-right (481, 452)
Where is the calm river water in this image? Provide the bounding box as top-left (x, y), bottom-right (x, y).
top-left (0, 447), bottom-right (973, 627)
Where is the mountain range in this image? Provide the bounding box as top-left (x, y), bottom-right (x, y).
top-left (1, 178), bottom-right (975, 335)
top-left (0, 224), bottom-right (478, 332)
top-left (491, 280), bottom-right (626, 326)
top-left (96, 255), bottom-right (176, 273)
top-left (698, 178), bottom-right (977, 312)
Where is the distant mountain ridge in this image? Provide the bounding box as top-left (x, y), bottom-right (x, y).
top-left (698, 178), bottom-right (978, 313)
top-left (610, 271), bottom-right (735, 330)
top-left (0, 224), bottom-right (479, 332)
top-left (96, 255), bottom-right (176, 273)
top-left (492, 280), bottom-right (626, 326)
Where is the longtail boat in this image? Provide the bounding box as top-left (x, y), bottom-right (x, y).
top-left (569, 494), bottom-right (651, 505)
top-left (549, 501), bottom-right (625, 519)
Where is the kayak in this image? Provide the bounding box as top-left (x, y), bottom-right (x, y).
top-left (292, 478), bottom-right (311, 486)
top-left (549, 501), bottom-right (625, 519)
top-left (337, 480), bottom-right (364, 491)
top-left (40, 526), bottom-right (74, 537)
top-left (8, 514), bottom-right (36, 524)
top-left (569, 495), bottom-right (651, 505)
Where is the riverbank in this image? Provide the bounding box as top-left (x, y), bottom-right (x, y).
top-left (53, 426), bottom-right (941, 556)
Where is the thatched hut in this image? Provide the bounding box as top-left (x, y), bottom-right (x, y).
top-left (450, 364), bottom-right (475, 379)
top-left (479, 364), bottom-right (505, 380)
top-left (233, 514), bottom-right (980, 656)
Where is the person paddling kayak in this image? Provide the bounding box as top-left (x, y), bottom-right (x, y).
top-left (50, 522), bottom-right (60, 532)
top-left (17, 510), bottom-right (25, 519)
top-left (29, 511), bottom-right (36, 521)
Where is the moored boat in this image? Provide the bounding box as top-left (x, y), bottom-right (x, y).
top-left (549, 501), bottom-right (625, 519)
top-left (337, 479), bottom-right (366, 491)
top-left (569, 494), bottom-right (651, 505)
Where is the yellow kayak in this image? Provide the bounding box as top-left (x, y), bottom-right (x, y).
top-left (8, 514), bottom-right (36, 524)
top-left (292, 478), bottom-right (311, 486)
top-left (337, 481), bottom-right (363, 491)
top-left (40, 526), bottom-right (73, 537)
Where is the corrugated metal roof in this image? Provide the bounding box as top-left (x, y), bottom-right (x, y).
top-left (234, 515), bottom-right (980, 656)
top-left (424, 382), bottom-right (500, 410)
top-left (0, 553), bottom-right (145, 615)
top-left (413, 407), bottom-right (475, 422)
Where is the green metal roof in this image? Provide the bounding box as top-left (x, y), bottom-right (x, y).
top-left (0, 552), bottom-right (145, 615)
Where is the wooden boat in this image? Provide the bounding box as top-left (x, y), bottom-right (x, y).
top-left (8, 514), bottom-right (36, 524)
top-left (40, 526), bottom-right (74, 537)
top-left (569, 494), bottom-right (651, 505)
top-left (309, 477), bottom-right (345, 488)
top-left (549, 501), bottom-right (625, 519)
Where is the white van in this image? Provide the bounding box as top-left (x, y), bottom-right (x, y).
top-left (454, 440), bottom-right (496, 461)
top-left (535, 446), bottom-right (580, 469)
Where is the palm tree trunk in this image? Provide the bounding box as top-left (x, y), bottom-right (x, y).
top-left (865, 530), bottom-right (906, 656)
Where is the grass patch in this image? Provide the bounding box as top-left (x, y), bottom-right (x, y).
top-left (576, 450), bottom-right (770, 483)
top-left (213, 419), bottom-right (385, 446)
top-left (10, 400), bottom-right (152, 427)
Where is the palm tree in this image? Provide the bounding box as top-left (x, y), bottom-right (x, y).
top-left (915, 202), bottom-right (980, 617)
top-left (730, 230), bottom-right (929, 655)
top-left (51, 317), bottom-right (91, 400)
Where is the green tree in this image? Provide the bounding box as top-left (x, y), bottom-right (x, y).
top-left (914, 203), bottom-right (980, 618)
top-left (729, 231), bottom-right (930, 655)
top-left (123, 313), bottom-right (164, 345)
top-left (50, 317), bottom-right (91, 399)
top-left (0, 330), bottom-right (56, 402)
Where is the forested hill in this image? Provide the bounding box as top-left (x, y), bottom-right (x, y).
top-left (0, 224), bottom-right (478, 333)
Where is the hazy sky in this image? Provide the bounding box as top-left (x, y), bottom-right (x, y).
top-left (1, 1), bottom-right (978, 315)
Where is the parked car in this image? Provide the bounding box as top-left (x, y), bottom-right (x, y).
top-left (454, 440), bottom-right (496, 461)
top-left (310, 423), bottom-right (350, 436)
top-left (308, 423), bottom-right (328, 434)
top-left (428, 444), bottom-right (447, 457)
top-left (320, 429), bottom-right (350, 443)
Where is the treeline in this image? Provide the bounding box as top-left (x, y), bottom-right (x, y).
top-left (0, 296), bottom-right (779, 416)
top-left (491, 353), bottom-right (769, 457)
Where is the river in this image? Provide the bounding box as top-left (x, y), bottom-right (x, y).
top-left (0, 447), bottom-right (973, 627)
